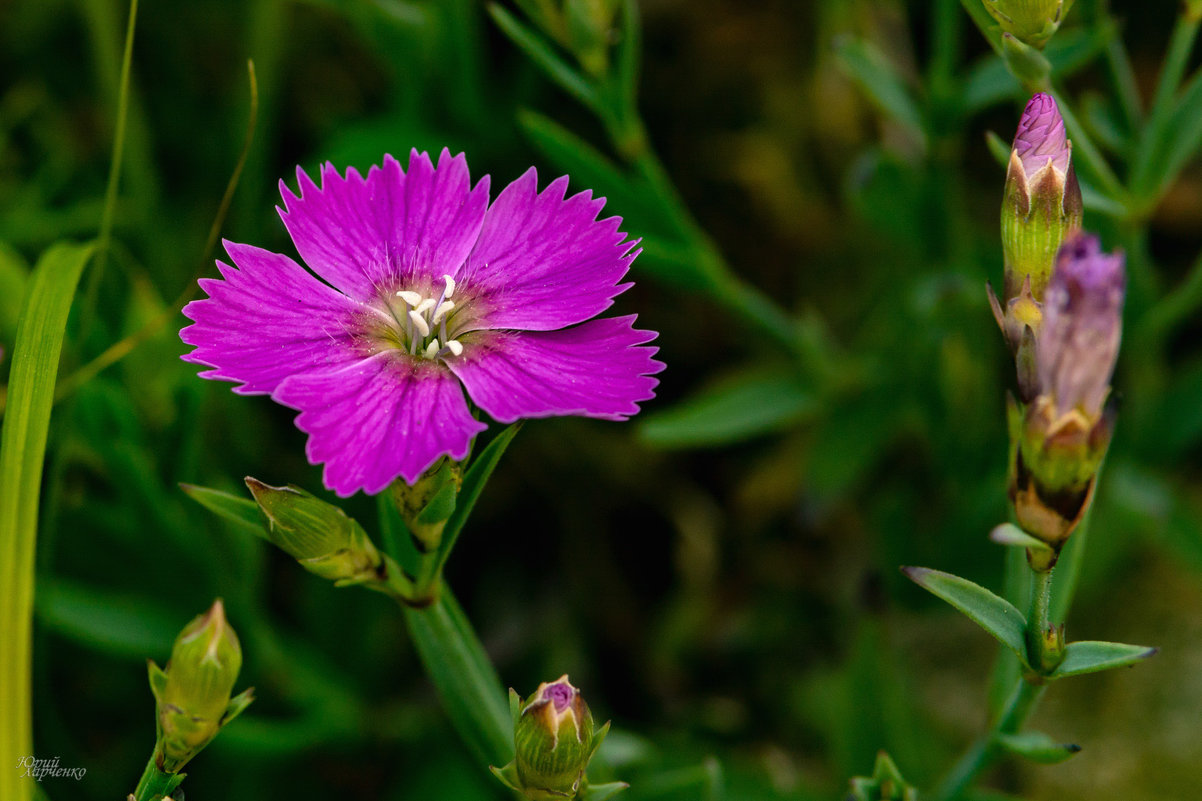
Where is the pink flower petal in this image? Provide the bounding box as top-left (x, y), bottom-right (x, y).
top-left (181, 241), bottom-right (367, 395)
top-left (455, 169), bottom-right (637, 332)
top-left (278, 149), bottom-right (490, 300)
top-left (447, 316), bottom-right (664, 422)
top-left (273, 353), bottom-right (486, 495)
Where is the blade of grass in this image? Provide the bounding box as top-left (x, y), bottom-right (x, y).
top-left (54, 60), bottom-right (258, 403)
top-left (0, 241), bottom-right (94, 801)
top-left (80, 0), bottom-right (139, 336)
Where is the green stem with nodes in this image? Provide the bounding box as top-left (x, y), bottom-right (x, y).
top-left (935, 563), bottom-right (1059, 800)
top-left (1026, 566), bottom-right (1055, 670)
top-left (933, 678), bottom-right (1047, 801)
top-left (131, 753), bottom-right (183, 801)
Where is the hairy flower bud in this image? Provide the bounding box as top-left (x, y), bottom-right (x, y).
top-left (982, 0), bottom-right (1073, 48)
top-left (1010, 234), bottom-right (1124, 553)
top-left (246, 478), bottom-right (384, 584)
top-left (149, 601), bottom-right (253, 773)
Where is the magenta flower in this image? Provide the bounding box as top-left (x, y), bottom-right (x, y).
top-left (1013, 92), bottom-right (1070, 176)
top-left (1036, 232), bottom-right (1125, 419)
top-left (181, 149), bottom-right (664, 496)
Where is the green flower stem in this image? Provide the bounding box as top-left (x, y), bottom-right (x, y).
top-left (131, 752), bottom-right (183, 801)
top-left (401, 582), bottom-right (513, 768)
top-left (1026, 566), bottom-right (1054, 667)
top-left (933, 678), bottom-right (1047, 801)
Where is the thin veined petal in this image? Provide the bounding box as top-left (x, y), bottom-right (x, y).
top-left (278, 149), bottom-right (490, 300)
top-left (446, 315), bottom-right (664, 422)
top-left (273, 353), bottom-right (486, 495)
top-left (181, 241), bottom-right (367, 395)
top-left (455, 169), bottom-right (637, 332)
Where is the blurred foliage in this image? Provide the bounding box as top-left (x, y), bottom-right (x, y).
top-left (3, 0), bottom-right (1202, 799)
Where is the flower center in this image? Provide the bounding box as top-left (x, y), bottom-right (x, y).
top-left (383, 274), bottom-right (465, 360)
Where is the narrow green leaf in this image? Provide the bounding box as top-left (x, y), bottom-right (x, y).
top-left (489, 4), bottom-right (599, 111)
top-left (1050, 640), bottom-right (1157, 678)
top-left (639, 364), bottom-right (816, 449)
top-left (0, 241), bottom-right (94, 797)
top-left (985, 130), bottom-right (1009, 167)
top-left (583, 781), bottom-right (630, 801)
top-left (989, 523), bottom-right (1052, 553)
top-left (180, 482), bottom-right (265, 537)
top-left (516, 109), bottom-right (660, 225)
top-left (901, 567), bottom-right (1029, 665)
top-left (996, 731), bottom-right (1081, 764)
top-left (404, 585), bottom-right (513, 767)
top-left (433, 423), bottom-right (521, 574)
top-left (615, 0), bottom-right (640, 112)
top-left (833, 37), bottom-right (926, 147)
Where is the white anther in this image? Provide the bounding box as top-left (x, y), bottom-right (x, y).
top-left (432, 300), bottom-right (455, 323)
top-left (413, 297), bottom-right (436, 314)
top-left (442, 274), bottom-right (456, 298)
top-left (423, 339), bottom-right (441, 359)
top-left (408, 311), bottom-right (431, 338)
top-left (445, 339), bottom-right (464, 356)
top-left (396, 290), bottom-right (423, 306)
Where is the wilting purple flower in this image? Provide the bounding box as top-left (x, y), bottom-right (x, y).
top-left (1013, 92), bottom-right (1070, 176)
top-left (181, 150), bottom-right (664, 496)
top-left (1036, 233), bottom-right (1125, 418)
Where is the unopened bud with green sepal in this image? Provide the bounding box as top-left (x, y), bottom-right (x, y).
top-left (149, 600), bottom-right (253, 774)
top-left (491, 676), bottom-right (623, 800)
top-left (992, 94), bottom-right (1082, 357)
top-left (247, 478), bottom-right (384, 585)
top-left (982, 0), bottom-right (1074, 48)
top-left (388, 459), bottom-right (461, 553)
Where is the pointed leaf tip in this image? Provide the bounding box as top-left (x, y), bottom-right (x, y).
top-left (901, 566), bottom-right (1029, 666)
top-left (1051, 640), bottom-right (1158, 678)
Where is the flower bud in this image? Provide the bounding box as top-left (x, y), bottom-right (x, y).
top-left (149, 600), bottom-right (253, 773)
top-left (491, 676), bottom-right (614, 800)
top-left (1010, 234), bottom-right (1124, 551)
top-left (516, 676), bottom-right (596, 798)
top-left (982, 0), bottom-right (1073, 48)
top-left (998, 93), bottom-right (1083, 324)
top-left (387, 460), bottom-right (461, 553)
top-left (246, 478), bottom-right (384, 584)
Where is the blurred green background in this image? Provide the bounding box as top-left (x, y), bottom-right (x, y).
top-left (3, 0), bottom-right (1202, 799)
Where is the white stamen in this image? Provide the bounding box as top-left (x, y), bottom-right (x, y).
top-left (413, 297), bottom-right (436, 314)
top-left (445, 339), bottom-right (464, 356)
top-left (423, 339), bottom-right (441, 359)
top-left (432, 300), bottom-right (455, 323)
top-left (408, 311), bottom-right (431, 338)
top-left (442, 274), bottom-right (456, 298)
top-left (396, 290), bottom-right (422, 306)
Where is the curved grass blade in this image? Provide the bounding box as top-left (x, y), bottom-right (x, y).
top-left (0, 241), bottom-right (94, 801)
